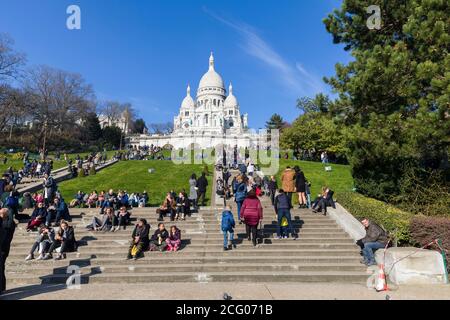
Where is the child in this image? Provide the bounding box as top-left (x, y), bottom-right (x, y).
top-left (167, 225), bottom-right (181, 252)
top-left (305, 181), bottom-right (312, 209)
top-left (221, 205), bottom-right (236, 251)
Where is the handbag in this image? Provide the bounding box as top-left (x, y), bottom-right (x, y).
top-left (131, 245), bottom-right (139, 256)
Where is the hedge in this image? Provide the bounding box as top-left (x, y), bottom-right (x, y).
top-left (410, 216), bottom-right (450, 271)
top-left (336, 192), bottom-right (413, 245)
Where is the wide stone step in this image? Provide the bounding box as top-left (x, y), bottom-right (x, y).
top-left (10, 242), bottom-right (359, 254)
top-left (7, 263), bottom-right (366, 275)
top-left (11, 237), bottom-right (355, 247)
top-left (6, 256), bottom-right (363, 266)
top-left (7, 249), bottom-right (361, 259)
top-left (5, 271), bottom-right (369, 285)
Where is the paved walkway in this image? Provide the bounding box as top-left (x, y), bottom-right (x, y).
top-left (2, 282), bottom-right (449, 300)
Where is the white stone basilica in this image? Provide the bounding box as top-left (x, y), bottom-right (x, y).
top-left (128, 53), bottom-right (264, 150)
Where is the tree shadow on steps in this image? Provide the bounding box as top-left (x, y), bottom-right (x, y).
top-left (0, 256), bottom-right (99, 300)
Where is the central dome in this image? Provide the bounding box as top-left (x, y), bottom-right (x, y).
top-left (198, 53), bottom-right (225, 91)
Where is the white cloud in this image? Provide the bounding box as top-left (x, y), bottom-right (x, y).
top-left (203, 7), bottom-right (325, 96)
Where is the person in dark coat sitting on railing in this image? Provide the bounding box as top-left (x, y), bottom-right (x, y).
top-left (357, 218), bottom-right (389, 267)
top-left (127, 218), bottom-right (150, 260)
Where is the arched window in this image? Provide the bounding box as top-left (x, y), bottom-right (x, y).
top-left (205, 114), bottom-right (209, 125)
top-left (213, 99), bottom-right (216, 106)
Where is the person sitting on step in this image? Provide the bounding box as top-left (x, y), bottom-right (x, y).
top-left (25, 224), bottom-right (55, 261)
top-left (115, 206), bottom-right (131, 231)
top-left (311, 186), bottom-right (335, 216)
top-left (156, 193), bottom-right (176, 221)
top-left (167, 225), bottom-right (182, 252)
top-left (149, 223), bottom-right (169, 252)
top-left (27, 202), bottom-right (48, 231)
top-left (86, 207), bottom-right (117, 232)
top-left (127, 218), bottom-right (150, 260)
top-left (46, 197), bottom-right (71, 227)
top-left (175, 191), bottom-right (190, 221)
top-left (43, 220), bottom-right (77, 260)
top-left (221, 205), bottom-right (236, 251)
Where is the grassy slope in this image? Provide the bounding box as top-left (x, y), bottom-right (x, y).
top-left (57, 160), bottom-right (213, 206)
top-left (0, 151), bottom-right (117, 174)
top-left (265, 159), bottom-right (354, 205)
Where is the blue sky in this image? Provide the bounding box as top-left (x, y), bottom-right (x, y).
top-left (0, 0), bottom-right (351, 128)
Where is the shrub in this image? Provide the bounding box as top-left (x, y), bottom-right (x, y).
top-left (337, 192), bottom-right (413, 245)
top-left (89, 166), bottom-right (96, 176)
top-left (79, 168), bottom-right (86, 177)
top-left (410, 216), bottom-right (450, 271)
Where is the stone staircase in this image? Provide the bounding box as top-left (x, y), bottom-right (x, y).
top-left (5, 200), bottom-right (368, 286)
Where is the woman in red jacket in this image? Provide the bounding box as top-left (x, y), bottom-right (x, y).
top-left (240, 189), bottom-right (263, 247)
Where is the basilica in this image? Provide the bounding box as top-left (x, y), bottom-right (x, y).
top-left (127, 53), bottom-right (264, 150)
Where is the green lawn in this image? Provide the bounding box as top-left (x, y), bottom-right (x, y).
top-left (262, 159), bottom-right (354, 205)
top-left (57, 160), bottom-right (213, 206)
top-left (0, 151), bottom-right (117, 174)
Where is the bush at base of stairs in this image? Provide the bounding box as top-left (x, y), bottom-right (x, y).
top-left (337, 192), bottom-right (413, 245)
top-left (410, 216), bottom-right (450, 270)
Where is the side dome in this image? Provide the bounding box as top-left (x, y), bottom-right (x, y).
top-left (224, 83), bottom-right (238, 107)
top-left (198, 53), bottom-right (225, 91)
top-left (181, 85), bottom-right (195, 109)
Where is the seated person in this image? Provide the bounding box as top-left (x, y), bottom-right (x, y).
top-left (86, 207), bottom-right (117, 232)
top-left (156, 193), bottom-right (176, 221)
top-left (115, 206), bottom-right (131, 231)
top-left (149, 223), bottom-right (169, 252)
top-left (27, 202), bottom-right (48, 231)
top-left (139, 191), bottom-right (149, 208)
top-left (167, 225), bottom-right (181, 252)
top-left (86, 191), bottom-right (98, 208)
top-left (175, 191), bottom-right (190, 221)
top-left (127, 218), bottom-right (150, 260)
top-left (357, 218), bottom-right (389, 266)
top-left (312, 186), bottom-right (335, 216)
top-left (43, 220), bottom-right (77, 260)
top-left (118, 190), bottom-right (129, 209)
top-left (97, 191), bottom-right (106, 208)
top-left (46, 197), bottom-right (71, 227)
top-left (25, 224), bottom-right (55, 261)
top-left (128, 193), bottom-right (139, 207)
top-left (70, 191), bottom-right (85, 208)
top-left (103, 189), bottom-right (118, 211)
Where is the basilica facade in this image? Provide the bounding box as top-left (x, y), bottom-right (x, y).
top-left (128, 53), bottom-right (264, 150)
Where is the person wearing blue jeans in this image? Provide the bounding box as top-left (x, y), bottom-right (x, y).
top-left (234, 176), bottom-right (247, 223)
top-left (274, 189), bottom-right (297, 239)
top-left (358, 218), bottom-right (389, 266)
top-left (221, 206), bottom-right (236, 251)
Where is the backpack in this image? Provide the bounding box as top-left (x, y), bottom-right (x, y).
top-left (235, 184), bottom-right (247, 202)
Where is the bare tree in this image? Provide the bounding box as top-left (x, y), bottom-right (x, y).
top-left (148, 122), bottom-right (173, 135)
top-left (22, 65), bottom-right (96, 151)
top-left (0, 33), bottom-right (26, 82)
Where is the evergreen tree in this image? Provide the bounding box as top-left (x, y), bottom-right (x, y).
top-left (266, 114), bottom-right (285, 131)
top-left (323, 0), bottom-right (449, 212)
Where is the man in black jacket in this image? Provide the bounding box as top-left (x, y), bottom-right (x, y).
top-left (127, 218), bottom-right (150, 260)
top-left (196, 173), bottom-right (208, 207)
top-left (358, 218), bottom-right (388, 266)
top-left (0, 207), bottom-right (15, 294)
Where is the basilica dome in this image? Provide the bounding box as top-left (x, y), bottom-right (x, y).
top-left (224, 83), bottom-right (238, 108)
top-left (181, 85), bottom-right (194, 109)
top-left (198, 53), bottom-right (225, 92)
